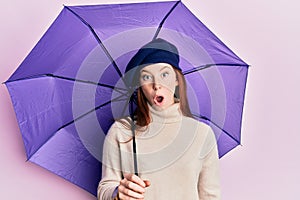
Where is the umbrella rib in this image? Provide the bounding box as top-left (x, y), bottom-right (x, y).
top-left (120, 96), bottom-right (131, 118)
top-left (183, 63), bottom-right (250, 75)
top-left (45, 73), bottom-right (127, 94)
top-left (120, 92), bottom-right (138, 118)
top-left (5, 73), bottom-right (127, 94)
top-left (27, 93), bottom-right (129, 161)
top-left (64, 6), bottom-right (123, 79)
top-left (152, 1), bottom-right (181, 40)
top-left (57, 94), bottom-right (127, 132)
top-left (193, 114), bottom-right (240, 145)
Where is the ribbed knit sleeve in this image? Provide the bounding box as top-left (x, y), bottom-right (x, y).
top-left (198, 128), bottom-right (221, 200)
top-left (97, 123), bottom-right (122, 200)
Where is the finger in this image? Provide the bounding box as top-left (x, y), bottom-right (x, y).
top-left (118, 184), bottom-right (144, 199)
top-left (124, 173), bottom-right (146, 187)
top-left (120, 179), bottom-right (145, 193)
top-left (143, 180), bottom-right (151, 187)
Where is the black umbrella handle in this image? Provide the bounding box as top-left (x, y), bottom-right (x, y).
top-left (131, 119), bottom-right (139, 176)
top-left (129, 96), bottom-right (139, 176)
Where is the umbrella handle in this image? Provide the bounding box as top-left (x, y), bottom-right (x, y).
top-left (131, 119), bottom-right (139, 176)
top-left (129, 96), bottom-right (139, 176)
top-left (132, 134), bottom-right (139, 176)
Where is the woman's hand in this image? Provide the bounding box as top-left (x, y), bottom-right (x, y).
top-left (118, 173), bottom-right (151, 200)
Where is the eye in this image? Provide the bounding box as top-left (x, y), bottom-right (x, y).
top-left (161, 71), bottom-right (169, 78)
top-left (142, 74), bottom-right (152, 81)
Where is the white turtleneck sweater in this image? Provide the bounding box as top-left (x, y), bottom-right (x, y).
top-left (98, 103), bottom-right (220, 200)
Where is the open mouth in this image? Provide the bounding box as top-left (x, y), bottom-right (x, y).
top-left (154, 95), bottom-right (164, 105)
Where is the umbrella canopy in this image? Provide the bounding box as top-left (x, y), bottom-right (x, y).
top-left (5, 0), bottom-right (249, 196)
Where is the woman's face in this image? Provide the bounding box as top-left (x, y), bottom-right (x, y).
top-left (139, 63), bottom-right (178, 110)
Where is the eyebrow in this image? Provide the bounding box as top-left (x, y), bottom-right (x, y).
top-left (160, 66), bottom-right (172, 71)
top-left (140, 65), bottom-right (172, 73)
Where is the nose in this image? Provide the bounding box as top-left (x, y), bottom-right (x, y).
top-left (153, 81), bottom-right (161, 91)
top-left (153, 83), bottom-right (161, 90)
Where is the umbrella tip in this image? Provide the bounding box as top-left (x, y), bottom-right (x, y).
top-left (63, 4), bottom-right (70, 8)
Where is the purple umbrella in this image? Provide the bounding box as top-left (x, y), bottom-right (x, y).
top-left (5, 0), bottom-right (249, 196)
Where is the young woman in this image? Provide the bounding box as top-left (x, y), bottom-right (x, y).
top-left (98, 38), bottom-right (220, 200)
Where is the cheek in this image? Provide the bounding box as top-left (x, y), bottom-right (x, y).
top-left (163, 79), bottom-right (178, 92)
top-left (141, 85), bottom-right (153, 100)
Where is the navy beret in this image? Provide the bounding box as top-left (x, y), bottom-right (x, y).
top-left (124, 38), bottom-right (181, 87)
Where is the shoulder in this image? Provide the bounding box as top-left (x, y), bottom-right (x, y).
top-left (181, 116), bottom-right (218, 158)
top-left (181, 116), bottom-right (213, 135)
top-left (106, 117), bottom-right (133, 142)
top-left (109, 117), bottom-right (131, 130)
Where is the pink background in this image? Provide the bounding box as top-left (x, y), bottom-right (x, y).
top-left (1, 0), bottom-right (299, 199)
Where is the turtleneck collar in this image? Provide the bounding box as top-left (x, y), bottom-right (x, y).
top-left (148, 103), bottom-right (182, 124)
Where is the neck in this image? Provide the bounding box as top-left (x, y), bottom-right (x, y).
top-left (148, 103), bottom-right (182, 124)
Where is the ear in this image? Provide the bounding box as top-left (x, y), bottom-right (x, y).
top-left (175, 79), bottom-right (179, 86)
